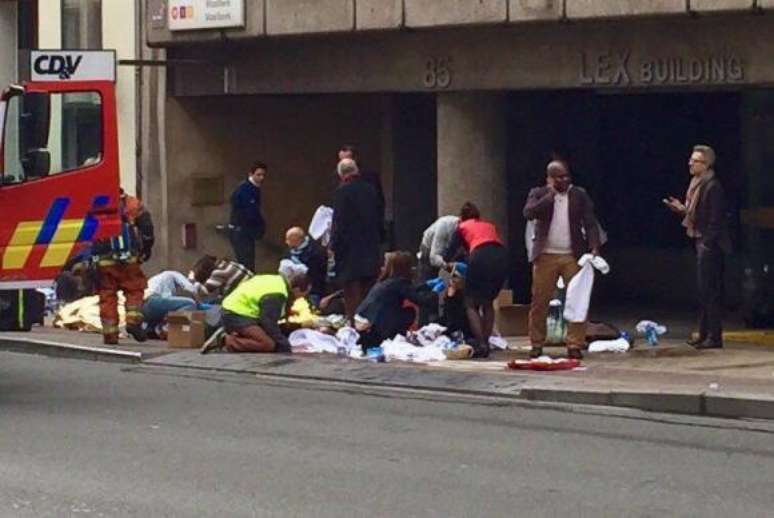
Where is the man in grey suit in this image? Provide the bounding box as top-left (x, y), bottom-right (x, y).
top-left (523, 160), bottom-right (601, 360)
top-left (665, 145), bottom-right (732, 349)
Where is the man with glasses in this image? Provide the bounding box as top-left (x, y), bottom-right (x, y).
top-left (664, 145), bottom-right (732, 349)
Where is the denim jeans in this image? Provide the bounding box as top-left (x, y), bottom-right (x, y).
top-left (143, 295), bottom-right (196, 328)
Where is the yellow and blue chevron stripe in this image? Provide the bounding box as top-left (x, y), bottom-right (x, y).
top-left (1, 196), bottom-right (105, 271)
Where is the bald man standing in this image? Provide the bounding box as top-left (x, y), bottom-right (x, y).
top-left (523, 160), bottom-right (601, 360)
top-left (284, 226), bottom-right (328, 306)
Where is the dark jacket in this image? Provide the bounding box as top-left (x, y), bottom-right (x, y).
top-left (331, 176), bottom-right (382, 282)
top-left (356, 277), bottom-right (419, 339)
top-left (230, 180), bottom-right (265, 240)
top-left (332, 168), bottom-right (386, 231)
top-left (523, 186), bottom-right (601, 262)
top-left (283, 238), bottom-right (328, 297)
top-left (694, 177), bottom-right (732, 253)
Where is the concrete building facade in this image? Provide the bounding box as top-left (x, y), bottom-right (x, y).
top-left (143, 0), bottom-right (774, 306)
top-left (34, 0), bottom-right (142, 197)
top-left (0, 1), bottom-right (17, 90)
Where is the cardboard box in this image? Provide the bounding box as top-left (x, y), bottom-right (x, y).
top-left (495, 304), bottom-right (529, 336)
top-left (166, 310), bottom-right (207, 348)
top-left (494, 289), bottom-right (513, 309)
top-left (494, 290), bottom-right (529, 336)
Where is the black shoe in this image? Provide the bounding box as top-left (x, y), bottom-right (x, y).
top-left (694, 341), bottom-right (723, 350)
top-left (126, 324), bottom-right (147, 343)
top-left (472, 344), bottom-right (490, 359)
top-left (529, 346), bottom-right (544, 359)
top-left (567, 348), bottom-right (583, 360)
top-left (687, 336), bottom-right (707, 347)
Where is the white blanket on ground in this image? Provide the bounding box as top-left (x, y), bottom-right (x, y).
top-left (588, 337), bottom-right (630, 353)
top-left (563, 254), bottom-right (611, 323)
top-left (289, 324), bottom-right (462, 363)
top-left (381, 335), bottom-right (448, 363)
top-left (54, 294), bottom-right (127, 333)
top-left (289, 327), bottom-right (361, 357)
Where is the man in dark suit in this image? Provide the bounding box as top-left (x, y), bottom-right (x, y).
top-left (523, 160), bottom-right (601, 360)
top-left (337, 144), bottom-right (386, 243)
top-left (331, 158), bottom-right (383, 321)
top-left (665, 145), bottom-right (732, 349)
top-left (229, 162), bottom-right (267, 272)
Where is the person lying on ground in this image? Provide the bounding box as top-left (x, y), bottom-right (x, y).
top-left (283, 226), bottom-right (328, 307)
top-left (55, 248), bottom-right (97, 303)
top-left (143, 270), bottom-right (200, 337)
top-left (189, 255), bottom-right (253, 302)
top-left (318, 289), bottom-right (345, 316)
top-left (201, 273), bottom-right (311, 354)
top-left (355, 251), bottom-right (427, 352)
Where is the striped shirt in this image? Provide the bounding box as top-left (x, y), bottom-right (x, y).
top-left (196, 260), bottom-right (253, 299)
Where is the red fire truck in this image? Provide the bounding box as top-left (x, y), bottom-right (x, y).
top-left (0, 50), bottom-right (122, 292)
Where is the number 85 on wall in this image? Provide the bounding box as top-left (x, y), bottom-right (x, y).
top-left (424, 57), bottom-right (453, 89)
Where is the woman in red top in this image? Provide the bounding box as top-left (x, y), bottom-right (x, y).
top-left (444, 202), bottom-right (509, 358)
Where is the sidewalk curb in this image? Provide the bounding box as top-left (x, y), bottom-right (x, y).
top-left (0, 336), bottom-right (142, 364)
top-left (522, 389), bottom-right (704, 415)
top-left (4, 336), bottom-right (774, 421)
top-left (522, 388), bottom-right (774, 420)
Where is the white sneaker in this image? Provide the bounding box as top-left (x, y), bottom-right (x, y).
top-left (201, 327), bottom-right (225, 355)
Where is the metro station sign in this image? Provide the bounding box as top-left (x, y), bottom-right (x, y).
top-left (168, 0), bottom-right (245, 31)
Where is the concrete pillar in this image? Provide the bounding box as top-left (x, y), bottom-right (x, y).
top-left (437, 92), bottom-right (507, 236)
top-left (102, 0), bottom-right (138, 196)
top-left (740, 91), bottom-right (774, 268)
top-left (0, 2), bottom-right (17, 88)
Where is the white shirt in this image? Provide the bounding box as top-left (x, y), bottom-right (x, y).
top-left (148, 271), bottom-right (197, 299)
top-left (544, 189), bottom-right (572, 255)
top-left (420, 215), bottom-right (460, 268)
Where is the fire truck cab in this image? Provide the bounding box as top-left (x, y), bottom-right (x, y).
top-left (0, 50), bottom-right (122, 290)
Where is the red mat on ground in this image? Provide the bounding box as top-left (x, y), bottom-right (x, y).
top-left (507, 359), bottom-right (581, 371)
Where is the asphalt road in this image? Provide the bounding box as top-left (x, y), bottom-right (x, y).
top-left (2, 351), bottom-right (774, 517)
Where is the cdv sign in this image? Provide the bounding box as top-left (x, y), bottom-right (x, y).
top-left (30, 50), bottom-right (116, 82)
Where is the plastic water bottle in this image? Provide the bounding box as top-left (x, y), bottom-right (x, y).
top-left (366, 346), bottom-right (386, 363)
top-left (547, 299), bottom-right (564, 344)
top-left (645, 325), bottom-right (659, 347)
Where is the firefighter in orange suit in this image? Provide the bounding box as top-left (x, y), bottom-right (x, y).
top-left (93, 189), bottom-right (154, 345)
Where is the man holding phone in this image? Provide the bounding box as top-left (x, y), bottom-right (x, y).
top-left (664, 145), bottom-right (732, 349)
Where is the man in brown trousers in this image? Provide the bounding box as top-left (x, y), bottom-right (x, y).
top-left (523, 160), bottom-right (601, 360)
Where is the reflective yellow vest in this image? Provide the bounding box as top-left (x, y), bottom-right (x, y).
top-left (222, 274), bottom-right (288, 320)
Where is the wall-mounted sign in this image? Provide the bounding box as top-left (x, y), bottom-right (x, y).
top-left (150, 0), bottom-right (167, 29)
top-left (30, 50), bottom-right (116, 82)
top-left (579, 49), bottom-right (746, 87)
top-left (168, 0), bottom-right (244, 31)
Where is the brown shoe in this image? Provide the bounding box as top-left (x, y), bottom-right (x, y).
top-left (567, 348), bottom-right (583, 360)
top-left (529, 346), bottom-right (544, 359)
top-left (103, 334), bottom-right (119, 345)
top-left (445, 344), bottom-right (475, 360)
